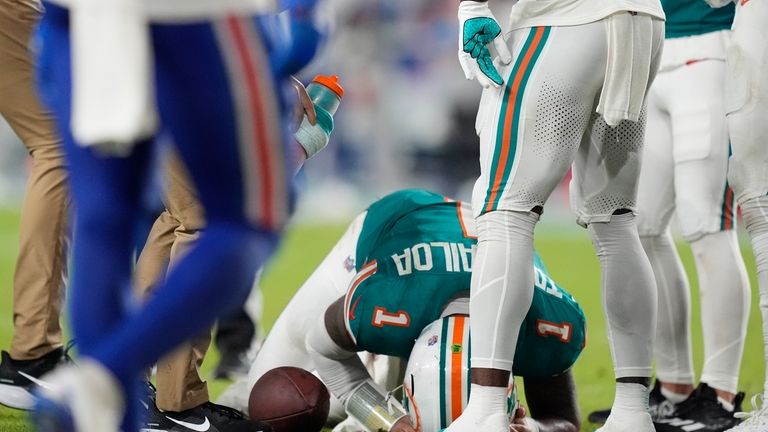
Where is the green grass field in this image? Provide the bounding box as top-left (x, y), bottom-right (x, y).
top-left (0, 209), bottom-right (764, 431)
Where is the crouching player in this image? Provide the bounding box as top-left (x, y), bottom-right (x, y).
top-left (225, 189), bottom-right (585, 431)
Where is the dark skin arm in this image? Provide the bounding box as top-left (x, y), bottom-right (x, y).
top-left (323, 297), bottom-right (416, 432)
top-left (512, 371), bottom-right (580, 432)
top-left (324, 296), bottom-right (357, 351)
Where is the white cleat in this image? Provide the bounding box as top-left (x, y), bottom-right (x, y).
top-left (30, 359), bottom-right (124, 432)
top-left (597, 410), bottom-right (655, 432)
top-left (726, 395), bottom-right (768, 431)
top-left (443, 412), bottom-right (509, 432)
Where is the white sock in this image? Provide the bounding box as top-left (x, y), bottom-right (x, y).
top-left (640, 233), bottom-right (695, 385)
top-left (690, 230), bottom-right (751, 394)
top-left (660, 386), bottom-right (689, 404)
top-left (741, 197), bottom-right (768, 399)
top-left (588, 213), bottom-right (657, 379)
top-left (469, 210), bottom-right (538, 370)
top-left (445, 384), bottom-right (510, 432)
top-left (718, 396), bottom-right (735, 412)
top-left (466, 384), bottom-right (507, 415)
top-left (612, 383), bottom-right (650, 413)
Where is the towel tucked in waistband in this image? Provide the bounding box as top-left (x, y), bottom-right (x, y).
top-left (70, 0), bottom-right (158, 155)
top-left (596, 12), bottom-right (659, 127)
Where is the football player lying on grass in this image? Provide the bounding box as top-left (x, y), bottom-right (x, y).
top-left (220, 189), bottom-right (585, 432)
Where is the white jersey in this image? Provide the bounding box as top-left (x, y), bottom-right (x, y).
top-left (45, 0), bottom-right (276, 21)
top-left (508, 0), bottom-right (665, 32)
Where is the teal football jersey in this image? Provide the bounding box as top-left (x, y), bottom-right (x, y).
top-left (662, 0), bottom-right (734, 39)
top-left (345, 189), bottom-right (586, 377)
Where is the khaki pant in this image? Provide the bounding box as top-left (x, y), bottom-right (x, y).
top-left (0, 0), bottom-right (69, 361)
top-left (135, 153), bottom-right (211, 412)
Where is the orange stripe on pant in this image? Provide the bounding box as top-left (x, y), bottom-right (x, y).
top-left (226, 16), bottom-right (276, 228)
top-left (450, 316), bottom-right (466, 421)
top-left (485, 27), bottom-right (547, 213)
top-left (724, 187), bottom-right (734, 230)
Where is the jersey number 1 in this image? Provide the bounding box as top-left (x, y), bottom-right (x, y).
top-left (372, 307), bottom-right (411, 328)
top-left (535, 320), bottom-right (572, 343)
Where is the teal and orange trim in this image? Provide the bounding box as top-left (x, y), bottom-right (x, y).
top-left (438, 316), bottom-right (470, 429)
top-left (438, 318), bottom-right (449, 428)
top-left (720, 181), bottom-right (736, 230)
top-left (721, 145), bottom-right (736, 231)
top-left (483, 26), bottom-right (552, 214)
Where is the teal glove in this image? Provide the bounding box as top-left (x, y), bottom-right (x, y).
top-left (458, 1), bottom-right (512, 88)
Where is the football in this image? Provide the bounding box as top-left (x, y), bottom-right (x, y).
top-left (248, 366), bottom-right (331, 432)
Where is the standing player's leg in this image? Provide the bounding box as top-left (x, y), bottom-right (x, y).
top-left (447, 22), bottom-right (604, 432)
top-left (635, 76), bottom-right (697, 404)
top-left (213, 308), bottom-right (256, 379)
top-left (724, 1), bottom-right (768, 427)
top-left (669, 58), bottom-right (749, 408)
top-left (31, 11), bottom-right (287, 432)
top-left (571, 14), bottom-right (664, 432)
top-left (31, 5), bottom-right (154, 431)
top-left (80, 15), bottom-right (291, 405)
top-left (574, 111), bottom-right (659, 431)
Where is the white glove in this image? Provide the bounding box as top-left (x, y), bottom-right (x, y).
top-left (458, 0), bottom-right (512, 88)
top-left (704, 0), bottom-right (735, 7)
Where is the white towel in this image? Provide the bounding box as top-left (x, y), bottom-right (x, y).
top-left (70, 0), bottom-right (157, 155)
top-left (596, 12), bottom-right (656, 127)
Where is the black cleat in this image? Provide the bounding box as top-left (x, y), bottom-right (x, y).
top-left (587, 380), bottom-right (675, 424)
top-left (654, 383), bottom-right (745, 432)
top-left (142, 399), bottom-right (273, 432)
top-left (0, 347), bottom-right (68, 410)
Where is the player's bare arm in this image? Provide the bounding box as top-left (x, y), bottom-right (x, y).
top-left (516, 371), bottom-right (580, 432)
top-left (324, 297), bottom-right (416, 432)
top-left (324, 296), bottom-right (357, 351)
top-left (308, 296), bottom-right (411, 431)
